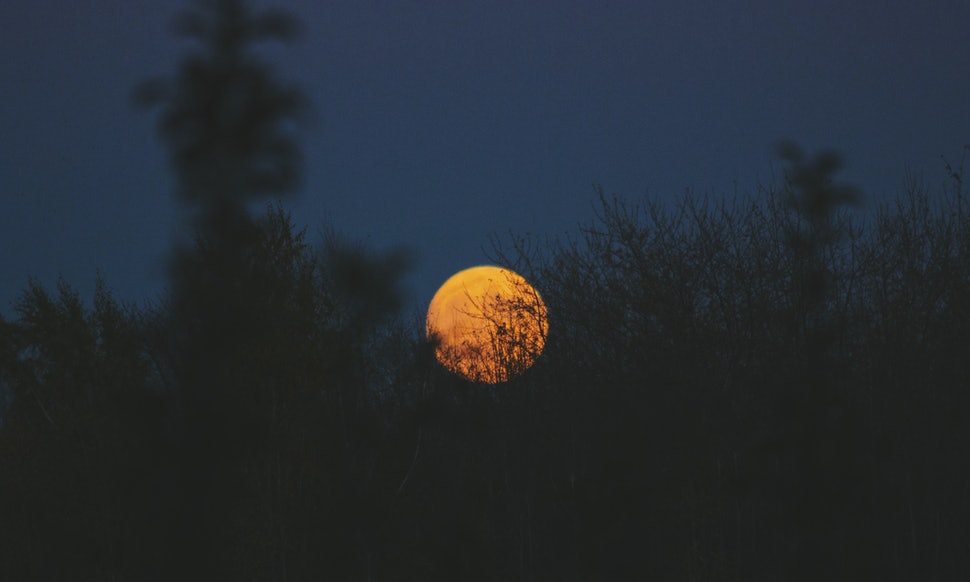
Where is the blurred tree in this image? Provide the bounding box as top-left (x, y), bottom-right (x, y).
top-left (135, 0), bottom-right (312, 577)
top-left (768, 142), bottom-right (870, 581)
top-left (133, 0), bottom-right (304, 236)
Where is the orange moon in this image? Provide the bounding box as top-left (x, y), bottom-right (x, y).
top-left (426, 265), bottom-right (549, 384)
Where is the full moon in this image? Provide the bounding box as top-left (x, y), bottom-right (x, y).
top-left (426, 265), bottom-right (549, 384)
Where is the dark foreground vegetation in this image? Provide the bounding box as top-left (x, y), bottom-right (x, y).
top-left (2, 1), bottom-right (968, 580)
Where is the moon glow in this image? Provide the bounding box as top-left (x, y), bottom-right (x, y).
top-left (426, 265), bottom-right (549, 384)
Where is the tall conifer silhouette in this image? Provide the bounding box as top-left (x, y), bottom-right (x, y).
top-left (136, 0), bottom-right (305, 576)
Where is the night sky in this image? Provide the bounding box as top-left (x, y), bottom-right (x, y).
top-left (3, 0), bottom-right (969, 317)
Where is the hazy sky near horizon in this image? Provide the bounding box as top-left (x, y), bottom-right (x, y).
top-left (3, 0), bottom-right (969, 316)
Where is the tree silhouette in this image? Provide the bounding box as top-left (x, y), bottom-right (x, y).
top-left (135, 0), bottom-right (314, 577)
top-left (768, 142), bottom-right (870, 581)
top-left (0, 279), bottom-right (164, 579)
top-left (482, 150), bottom-right (969, 579)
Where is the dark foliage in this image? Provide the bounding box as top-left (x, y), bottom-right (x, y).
top-left (5, 173), bottom-right (968, 581)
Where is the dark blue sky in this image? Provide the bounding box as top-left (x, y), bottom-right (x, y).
top-left (3, 0), bottom-right (969, 316)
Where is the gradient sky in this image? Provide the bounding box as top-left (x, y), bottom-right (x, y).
top-left (3, 0), bottom-right (969, 317)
